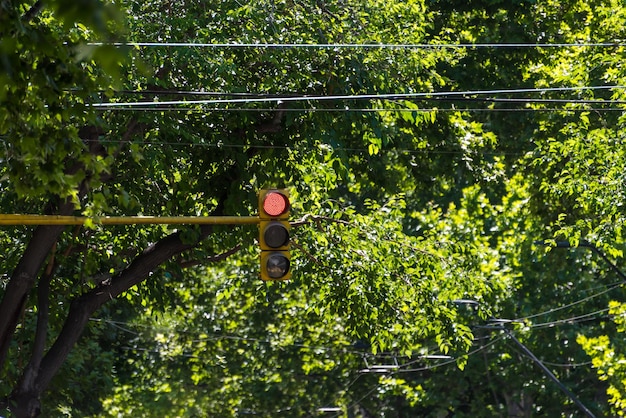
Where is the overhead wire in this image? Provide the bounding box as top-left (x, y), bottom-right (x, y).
top-left (91, 317), bottom-right (370, 356)
top-left (80, 138), bottom-right (529, 157)
top-left (106, 89), bottom-right (626, 103)
top-left (321, 334), bottom-right (507, 417)
top-left (395, 334), bottom-right (506, 373)
top-left (513, 280), bottom-right (624, 323)
top-left (91, 106), bottom-right (626, 113)
top-left (89, 85), bottom-right (626, 109)
top-left (90, 42), bottom-right (626, 49)
top-left (541, 359), bottom-right (594, 368)
top-left (94, 317), bottom-right (500, 380)
top-left (529, 307), bottom-right (613, 330)
top-left (92, 318), bottom-right (452, 364)
top-left (104, 89), bottom-right (626, 106)
top-left (509, 241), bottom-right (626, 332)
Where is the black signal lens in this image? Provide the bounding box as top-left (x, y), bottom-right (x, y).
top-left (266, 253), bottom-right (290, 279)
top-left (263, 222), bottom-right (289, 248)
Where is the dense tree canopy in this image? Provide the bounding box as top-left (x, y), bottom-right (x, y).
top-left (2, 0), bottom-right (626, 417)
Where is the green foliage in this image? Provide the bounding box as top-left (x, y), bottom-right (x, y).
top-left (0, 0), bottom-right (128, 205)
top-left (5, 0), bottom-right (626, 416)
top-left (579, 302), bottom-right (626, 416)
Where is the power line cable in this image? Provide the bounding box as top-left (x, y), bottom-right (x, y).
top-left (514, 240), bottom-right (626, 330)
top-left (92, 106), bottom-right (626, 113)
top-left (396, 334), bottom-right (505, 373)
top-left (319, 335), bottom-right (505, 417)
top-left (90, 42), bottom-right (626, 49)
top-left (102, 89), bottom-right (626, 106)
top-left (529, 307), bottom-right (612, 330)
top-left (541, 359), bottom-right (594, 368)
top-left (107, 89), bottom-right (626, 103)
top-left (89, 85), bottom-right (626, 108)
top-left (500, 326), bottom-right (596, 418)
top-left (484, 97), bottom-right (626, 104)
top-left (78, 138), bottom-right (528, 157)
top-left (513, 280), bottom-right (623, 323)
top-left (93, 318), bottom-right (438, 360)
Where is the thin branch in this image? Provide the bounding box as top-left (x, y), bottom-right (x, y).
top-left (290, 240), bottom-right (321, 265)
top-left (179, 244), bottom-right (243, 268)
top-left (22, 0), bottom-right (43, 23)
top-left (255, 103), bottom-right (287, 134)
top-left (290, 214), bottom-right (353, 227)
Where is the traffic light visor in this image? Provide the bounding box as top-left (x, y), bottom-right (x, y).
top-left (263, 191), bottom-right (289, 217)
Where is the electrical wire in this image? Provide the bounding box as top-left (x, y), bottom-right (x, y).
top-left (90, 42), bottom-right (626, 49)
top-left (89, 85), bottom-right (626, 108)
top-left (321, 335), bottom-right (506, 417)
top-left (541, 359), bottom-right (594, 368)
top-left (311, 338), bottom-right (503, 416)
top-left (94, 318), bottom-right (452, 366)
top-left (501, 327), bottom-right (597, 418)
top-left (78, 138), bottom-right (527, 157)
top-left (484, 97), bottom-right (626, 104)
top-left (529, 307), bottom-right (612, 330)
top-left (92, 106), bottom-right (626, 113)
top-left (101, 89), bottom-right (626, 107)
top-left (513, 280), bottom-right (624, 323)
top-left (106, 89), bottom-right (626, 104)
top-left (395, 334), bottom-right (506, 373)
top-left (91, 317), bottom-right (376, 357)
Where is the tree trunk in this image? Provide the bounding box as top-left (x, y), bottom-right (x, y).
top-left (6, 224), bottom-right (218, 416)
top-left (0, 202), bottom-right (75, 371)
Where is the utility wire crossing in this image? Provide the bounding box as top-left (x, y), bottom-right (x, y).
top-left (0, 214), bottom-right (260, 226)
top-left (90, 42), bottom-right (626, 49)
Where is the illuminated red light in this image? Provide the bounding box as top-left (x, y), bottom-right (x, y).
top-left (263, 192), bottom-right (288, 217)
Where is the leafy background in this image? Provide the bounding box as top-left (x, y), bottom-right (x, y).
top-left (2, 0), bottom-right (626, 416)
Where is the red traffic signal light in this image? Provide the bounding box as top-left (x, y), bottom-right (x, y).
top-left (259, 189), bottom-right (291, 281)
top-left (259, 190), bottom-right (290, 219)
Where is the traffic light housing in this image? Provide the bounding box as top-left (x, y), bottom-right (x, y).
top-left (259, 189), bottom-right (291, 281)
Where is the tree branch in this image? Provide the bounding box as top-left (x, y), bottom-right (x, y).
top-left (0, 119), bottom-right (142, 394)
top-left (0, 201), bottom-right (74, 371)
top-left (178, 244), bottom-right (242, 269)
top-left (35, 224), bottom-right (215, 392)
top-left (21, 0), bottom-right (43, 23)
top-left (255, 103), bottom-right (287, 134)
top-left (13, 245), bottom-right (55, 408)
top-left (7, 135), bottom-right (235, 413)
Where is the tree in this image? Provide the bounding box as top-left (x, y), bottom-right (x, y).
top-left (5, 0), bottom-right (626, 416)
top-left (0, 0), bottom-right (500, 415)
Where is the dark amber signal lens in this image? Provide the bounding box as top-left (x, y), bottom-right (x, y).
top-left (264, 223), bottom-right (289, 248)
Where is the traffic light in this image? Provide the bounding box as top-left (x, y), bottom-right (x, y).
top-left (259, 189), bottom-right (291, 281)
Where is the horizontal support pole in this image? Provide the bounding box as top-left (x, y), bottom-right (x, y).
top-left (0, 214), bottom-right (260, 226)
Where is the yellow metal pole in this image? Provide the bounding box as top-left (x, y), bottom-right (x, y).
top-left (0, 214), bottom-right (260, 226)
